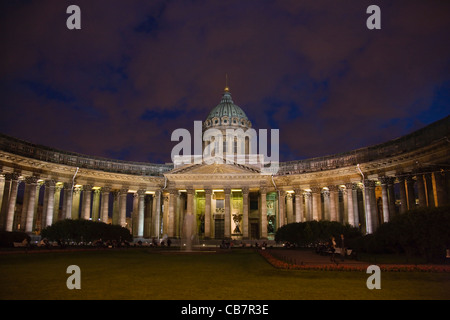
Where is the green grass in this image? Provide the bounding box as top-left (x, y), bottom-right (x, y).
top-left (0, 248), bottom-right (449, 300)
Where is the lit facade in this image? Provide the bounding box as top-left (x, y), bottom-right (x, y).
top-left (0, 89), bottom-right (449, 241)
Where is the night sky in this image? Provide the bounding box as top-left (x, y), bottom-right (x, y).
top-left (1, 0), bottom-right (449, 164)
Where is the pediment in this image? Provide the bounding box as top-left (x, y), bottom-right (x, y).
top-left (167, 161), bottom-right (261, 175)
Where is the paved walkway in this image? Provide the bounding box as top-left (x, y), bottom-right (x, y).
top-left (265, 248), bottom-right (370, 266)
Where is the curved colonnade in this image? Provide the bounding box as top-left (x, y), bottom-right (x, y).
top-left (0, 115), bottom-right (449, 240)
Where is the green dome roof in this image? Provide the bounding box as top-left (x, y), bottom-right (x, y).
top-left (204, 89), bottom-right (251, 129)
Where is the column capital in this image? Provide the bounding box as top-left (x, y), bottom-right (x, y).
top-left (223, 187), bottom-right (231, 195)
top-left (204, 188), bottom-right (212, 195)
top-left (45, 179), bottom-right (56, 188)
top-left (259, 187), bottom-right (267, 194)
top-left (83, 184), bottom-right (94, 191)
top-left (327, 184), bottom-right (339, 192)
top-left (293, 187), bottom-right (302, 195)
top-left (25, 176), bottom-right (39, 184)
top-left (4, 172), bottom-right (21, 181)
top-left (168, 189), bottom-right (177, 195)
top-left (73, 186), bottom-right (82, 194)
top-left (241, 187), bottom-right (249, 194)
top-left (405, 174), bottom-right (415, 183)
top-left (345, 182), bottom-right (357, 190)
top-left (63, 182), bottom-right (73, 189)
top-left (310, 186), bottom-right (322, 193)
top-left (119, 187), bottom-right (129, 195)
top-left (101, 186), bottom-right (112, 193)
top-left (186, 188), bottom-right (195, 195)
top-left (364, 179), bottom-right (376, 188)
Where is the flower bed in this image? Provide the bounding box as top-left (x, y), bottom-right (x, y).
top-left (259, 250), bottom-right (450, 272)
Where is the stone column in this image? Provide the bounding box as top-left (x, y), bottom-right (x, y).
top-left (132, 192), bottom-right (139, 236)
top-left (416, 173), bottom-right (427, 208)
top-left (434, 171), bottom-right (448, 207)
top-left (112, 191), bottom-right (120, 225)
top-left (33, 181), bottom-right (43, 231)
top-left (224, 188), bottom-right (231, 239)
top-left (137, 189), bottom-right (146, 237)
top-left (44, 180), bottom-right (56, 227)
top-left (328, 185), bottom-right (338, 222)
top-left (62, 182), bottom-right (72, 219)
top-left (286, 192), bottom-right (294, 224)
top-left (363, 180), bottom-right (375, 234)
top-left (5, 173), bottom-right (20, 232)
top-left (25, 176), bottom-right (38, 233)
top-left (186, 188), bottom-right (194, 216)
top-left (311, 186), bottom-right (322, 221)
top-left (424, 173), bottom-right (435, 207)
top-left (398, 176), bottom-right (408, 214)
top-left (322, 189), bottom-right (329, 220)
top-left (379, 177), bottom-right (390, 223)
top-left (204, 188), bottom-right (212, 239)
top-left (352, 184), bottom-right (360, 227)
top-left (144, 195), bottom-right (152, 238)
top-left (294, 188), bottom-right (303, 222)
top-left (100, 187), bottom-right (111, 223)
top-left (20, 181), bottom-right (30, 230)
top-left (92, 189), bottom-right (101, 221)
top-left (278, 191), bottom-right (286, 227)
top-left (304, 192), bottom-right (312, 221)
top-left (168, 189), bottom-right (176, 238)
top-left (53, 184), bottom-right (62, 222)
top-left (0, 173), bottom-right (12, 230)
top-left (405, 175), bottom-right (416, 210)
top-left (242, 187), bottom-right (249, 239)
top-left (345, 183), bottom-right (356, 226)
top-left (41, 182), bottom-right (49, 228)
top-left (119, 188), bottom-right (128, 227)
top-left (82, 184), bottom-right (93, 220)
top-left (387, 178), bottom-right (396, 218)
top-left (260, 187), bottom-right (267, 239)
top-left (153, 190), bottom-right (162, 238)
top-left (72, 186), bottom-right (82, 219)
top-left (369, 180), bottom-right (378, 231)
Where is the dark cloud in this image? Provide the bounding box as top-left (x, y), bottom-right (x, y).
top-left (0, 0), bottom-right (449, 163)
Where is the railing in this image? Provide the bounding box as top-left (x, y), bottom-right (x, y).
top-left (0, 134), bottom-right (173, 176)
top-left (277, 115), bottom-right (450, 175)
top-left (0, 116), bottom-right (448, 176)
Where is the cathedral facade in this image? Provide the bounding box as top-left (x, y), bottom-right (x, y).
top-left (0, 89), bottom-right (449, 241)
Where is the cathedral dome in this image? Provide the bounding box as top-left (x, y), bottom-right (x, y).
top-left (203, 88), bottom-right (251, 130)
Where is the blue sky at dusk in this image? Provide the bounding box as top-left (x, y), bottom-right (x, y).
top-left (1, 0), bottom-right (449, 164)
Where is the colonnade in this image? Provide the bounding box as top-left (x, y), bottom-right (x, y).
top-left (0, 168), bottom-right (448, 239)
top-left (0, 172), bottom-right (162, 239)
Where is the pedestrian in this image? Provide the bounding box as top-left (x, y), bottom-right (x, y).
top-left (340, 234), bottom-right (345, 261)
top-left (330, 236), bottom-right (336, 262)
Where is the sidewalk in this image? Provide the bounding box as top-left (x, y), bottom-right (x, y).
top-left (266, 248), bottom-right (368, 266)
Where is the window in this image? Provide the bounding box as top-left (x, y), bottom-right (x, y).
top-left (216, 199), bottom-right (224, 209)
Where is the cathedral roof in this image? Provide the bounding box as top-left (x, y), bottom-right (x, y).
top-left (204, 88), bottom-right (251, 129)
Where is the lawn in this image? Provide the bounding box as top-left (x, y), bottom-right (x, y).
top-left (0, 248), bottom-right (449, 300)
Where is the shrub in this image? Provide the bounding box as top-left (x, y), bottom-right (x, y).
top-left (275, 220), bottom-right (362, 247)
top-left (350, 206), bottom-right (450, 262)
top-left (0, 231), bottom-right (30, 247)
top-left (41, 219), bottom-right (133, 243)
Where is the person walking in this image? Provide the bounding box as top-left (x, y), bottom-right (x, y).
top-left (330, 236), bottom-right (336, 262)
top-left (339, 234), bottom-right (345, 262)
